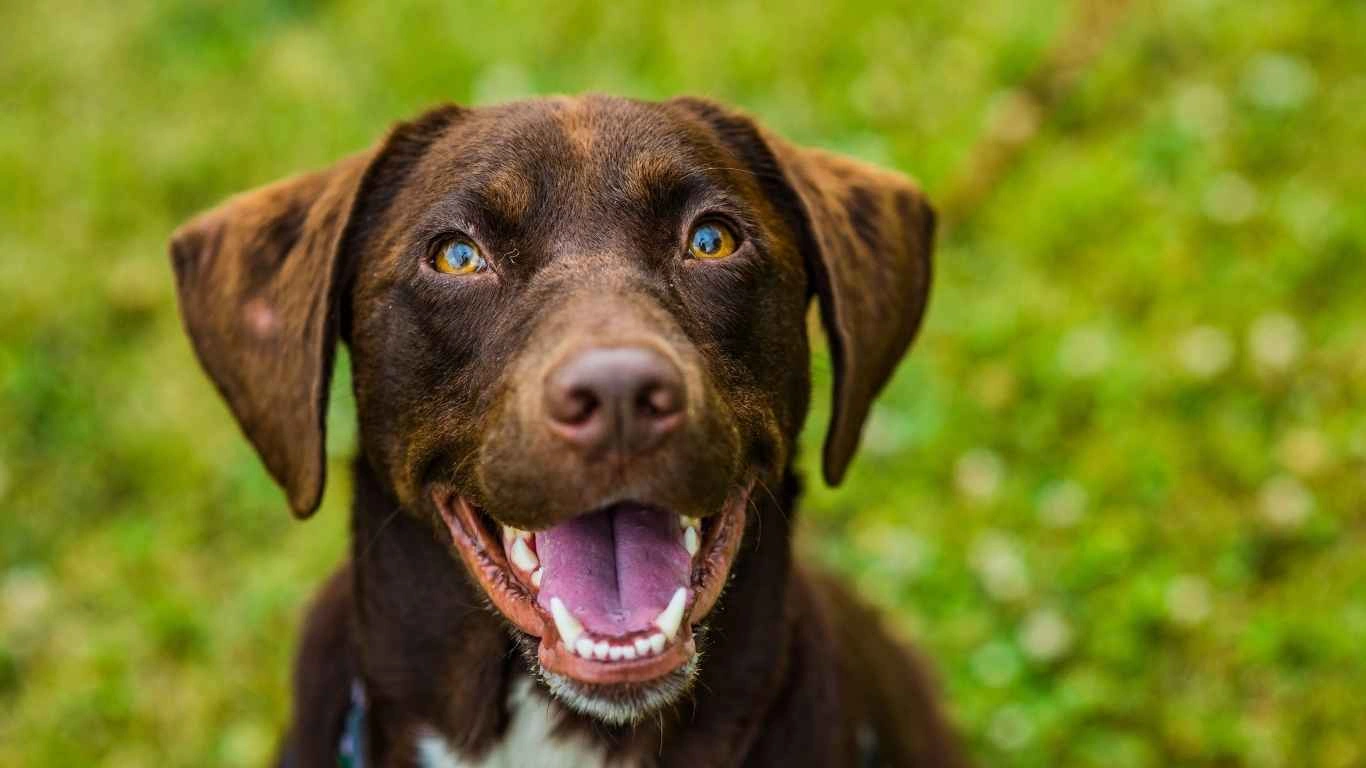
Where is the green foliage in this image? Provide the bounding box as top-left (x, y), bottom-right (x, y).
top-left (1, 0), bottom-right (1362, 765)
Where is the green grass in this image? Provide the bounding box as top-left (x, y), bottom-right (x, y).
top-left (2, 0), bottom-right (1363, 765)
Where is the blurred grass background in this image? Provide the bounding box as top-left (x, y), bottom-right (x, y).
top-left (2, 0), bottom-right (1363, 765)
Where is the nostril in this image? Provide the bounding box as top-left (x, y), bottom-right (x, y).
top-left (558, 387), bottom-right (600, 426)
top-left (637, 379), bottom-right (683, 420)
top-left (546, 374), bottom-right (602, 429)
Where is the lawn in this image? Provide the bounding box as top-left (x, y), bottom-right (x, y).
top-left (1, 0), bottom-right (1363, 765)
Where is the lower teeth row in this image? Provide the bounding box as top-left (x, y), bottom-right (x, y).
top-left (549, 588), bottom-right (687, 663)
top-left (569, 631), bottom-right (669, 661)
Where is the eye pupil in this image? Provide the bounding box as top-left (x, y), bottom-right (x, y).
top-left (437, 238), bottom-right (485, 275)
top-left (693, 226), bottom-right (721, 254)
top-left (451, 243), bottom-right (473, 266)
top-left (687, 221), bottom-right (737, 261)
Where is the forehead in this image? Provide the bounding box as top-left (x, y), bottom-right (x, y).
top-left (412, 96), bottom-right (757, 226)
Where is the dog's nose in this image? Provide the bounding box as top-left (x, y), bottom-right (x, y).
top-left (544, 346), bottom-right (685, 457)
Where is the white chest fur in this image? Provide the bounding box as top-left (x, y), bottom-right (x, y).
top-left (414, 676), bottom-right (618, 768)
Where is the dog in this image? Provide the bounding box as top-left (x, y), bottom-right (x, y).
top-left (170, 95), bottom-right (966, 767)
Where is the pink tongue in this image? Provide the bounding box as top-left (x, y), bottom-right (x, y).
top-left (534, 504), bottom-right (690, 637)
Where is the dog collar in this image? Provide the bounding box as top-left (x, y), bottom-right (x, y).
top-left (338, 680), bottom-right (367, 768)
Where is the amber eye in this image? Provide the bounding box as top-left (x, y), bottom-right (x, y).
top-left (434, 237), bottom-right (488, 275)
top-left (687, 221), bottom-right (738, 260)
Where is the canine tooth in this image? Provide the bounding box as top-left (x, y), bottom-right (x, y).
top-left (531, 568), bottom-right (543, 589)
top-left (648, 633), bottom-right (667, 654)
top-left (509, 535), bottom-right (539, 573)
top-left (634, 637), bottom-right (652, 656)
top-left (575, 636), bottom-right (595, 658)
top-left (683, 526), bottom-right (699, 557)
top-left (593, 640), bottom-right (610, 660)
top-left (549, 597), bottom-right (583, 645)
top-left (609, 646), bottom-right (625, 661)
top-left (622, 645), bottom-right (637, 660)
top-left (653, 587), bottom-right (687, 640)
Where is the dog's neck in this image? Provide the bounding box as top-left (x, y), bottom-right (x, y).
top-left (347, 459), bottom-right (803, 766)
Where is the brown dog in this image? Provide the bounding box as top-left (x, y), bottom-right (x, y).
top-left (171, 95), bottom-right (965, 767)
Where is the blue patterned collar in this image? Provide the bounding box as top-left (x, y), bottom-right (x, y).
top-left (338, 680), bottom-right (367, 768)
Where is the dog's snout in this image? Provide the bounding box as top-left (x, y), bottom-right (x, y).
top-left (544, 346), bottom-right (685, 457)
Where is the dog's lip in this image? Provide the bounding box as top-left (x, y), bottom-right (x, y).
top-left (433, 483), bottom-right (751, 686)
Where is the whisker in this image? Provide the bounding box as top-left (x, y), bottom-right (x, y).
top-left (358, 507), bottom-right (402, 564)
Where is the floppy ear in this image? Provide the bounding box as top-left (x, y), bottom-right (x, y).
top-left (768, 135), bottom-right (936, 486)
top-left (169, 106), bottom-right (461, 516)
top-left (170, 156), bottom-right (370, 517)
top-left (670, 99), bottom-right (935, 486)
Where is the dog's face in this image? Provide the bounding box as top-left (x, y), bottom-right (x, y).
top-left (347, 99), bottom-right (812, 718)
top-left (170, 95), bottom-right (933, 724)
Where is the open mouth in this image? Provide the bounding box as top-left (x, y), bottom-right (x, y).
top-left (434, 484), bottom-right (751, 687)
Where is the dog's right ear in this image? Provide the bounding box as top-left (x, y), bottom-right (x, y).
top-left (170, 105), bottom-right (462, 517)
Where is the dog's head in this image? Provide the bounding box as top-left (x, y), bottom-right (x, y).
top-left (170, 95), bottom-right (933, 724)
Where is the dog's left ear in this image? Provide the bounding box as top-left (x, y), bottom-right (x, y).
top-left (671, 99), bottom-right (936, 486)
top-left (775, 137), bottom-right (936, 486)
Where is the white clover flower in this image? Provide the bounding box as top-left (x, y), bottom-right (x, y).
top-left (988, 705), bottom-right (1034, 751)
top-left (1277, 427), bottom-right (1330, 477)
top-left (1019, 608), bottom-right (1074, 662)
top-left (1203, 173), bottom-right (1260, 224)
top-left (1259, 474), bottom-right (1314, 530)
top-left (1248, 312), bottom-right (1302, 372)
top-left (956, 449), bottom-right (1005, 504)
top-left (970, 531), bottom-right (1030, 602)
top-left (1037, 480), bottom-right (1088, 528)
top-left (1173, 81), bottom-right (1228, 138)
top-left (1243, 53), bottom-right (1317, 111)
top-left (1058, 326), bottom-right (1112, 378)
top-left (971, 640), bottom-right (1021, 688)
top-left (1166, 575), bottom-right (1213, 627)
top-left (2, 568), bottom-right (53, 631)
top-left (1177, 325), bottom-right (1235, 379)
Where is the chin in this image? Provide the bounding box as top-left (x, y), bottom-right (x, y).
top-left (537, 649), bottom-right (701, 726)
top-left (435, 482), bottom-right (752, 724)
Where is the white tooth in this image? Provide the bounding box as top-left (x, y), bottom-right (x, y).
top-left (503, 526), bottom-right (525, 542)
top-left (593, 640), bottom-right (610, 660)
top-left (549, 597), bottom-right (583, 645)
top-left (622, 645), bottom-right (637, 660)
top-left (652, 587), bottom-right (687, 640)
top-left (531, 568), bottom-right (543, 589)
top-left (509, 535), bottom-right (539, 573)
top-left (575, 636), bottom-right (595, 658)
top-left (683, 527), bottom-right (699, 557)
top-left (634, 637), bottom-right (652, 656)
top-left (648, 633), bottom-right (667, 654)
top-left (609, 646), bottom-right (625, 661)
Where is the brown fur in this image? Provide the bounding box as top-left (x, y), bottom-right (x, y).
top-left (171, 95), bottom-right (966, 767)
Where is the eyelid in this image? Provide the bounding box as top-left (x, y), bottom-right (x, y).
top-left (684, 212), bottom-right (747, 247)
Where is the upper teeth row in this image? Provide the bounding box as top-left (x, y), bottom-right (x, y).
top-left (549, 588), bottom-right (688, 661)
top-left (503, 516), bottom-right (702, 589)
